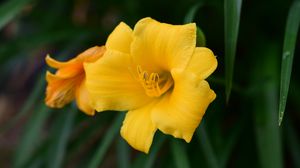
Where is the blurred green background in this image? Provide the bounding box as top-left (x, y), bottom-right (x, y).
top-left (0, 0), bottom-right (299, 167)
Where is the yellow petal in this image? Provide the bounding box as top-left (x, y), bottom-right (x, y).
top-left (151, 69), bottom-right (216, 142)
top-left (77, 46), bottom-right (106, 62)
top-left (45, 54), bottom-right (77, 69)
top-left (75, 80), bottom-right (95, 115)
top-left (45, 71), bottom-right (77, 108)
top-left (106, 22), bottom-right (133, 54)
top-left (46, 46), bottom-right (104, 69)
top-left (131, 17), bottom-right (196, 72)
top-left (45, 46), bottom-right (105, 113)
top-left (45, 46), bottom-right (105, 78)
top-left (186, 47), bottom-right (217, 79)
top-left (55, 64), bottom-right (83, 78)
top-left (121, 101), bottom-right (157, 153)
top-left (46, 57), bottom-right (83, 80)
top-left (84, 49), bottom-right (151, 112)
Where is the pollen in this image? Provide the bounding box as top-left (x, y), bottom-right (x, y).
top-left (137, 66), bottom-right (173, 97)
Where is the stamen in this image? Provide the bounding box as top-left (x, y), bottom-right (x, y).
top-left (136, 66), bottom-right (173, 97)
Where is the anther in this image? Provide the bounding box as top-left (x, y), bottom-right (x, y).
top-left (136, 66), bottom-right (173, 97)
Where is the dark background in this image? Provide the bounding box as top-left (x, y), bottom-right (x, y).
top-left (0, 0), bottom-right (299, 167)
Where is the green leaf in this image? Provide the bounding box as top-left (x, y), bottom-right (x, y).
top-left (117, 138), bottom-right (130, 168)
top-left (26, 156), bottom-right (43, 168)
top-left (144, 134), bottom-right (166, 168)
top-left (65, 114), bottom-right (112, 162)
top-left (224, 0), bottom-right (242, 102)
top-left (170, 140), bottom-right (190, 168)
top-left (253, 44), bottom-right (283, 168)
top-left (184, 3), bottom-right (202, 24)
top-left (197, 124), bottom-right (219, 168)
top-left (196, 27), bottom-right (206, 47)
top-left (0, 29), bottom-right (89, 65)
top-left (0, 36), bottom-right (88, 134)
top-left (0, 0), bottom-right (33, 30)
top-left (47, 106), bottom-right (77, 168)
top-left (131, 155), bottom-right (146, 168)
top-left (219, 113), bottom-right (246, 167)
top-left (131, 134), bottom-right (166, 168)
top-left (278, 0), bottom-right (300, 125)
top-left (13, 104), bottom-right (51, 168)
top-left (183, 4), bottom-right (206, 47)
top-left (0, 73), bottom-right (45, 133)
top-left (88, 113), bottom-right (125, 168)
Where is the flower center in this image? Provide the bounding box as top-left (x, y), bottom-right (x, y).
top-left (136, 65), bottom-right (173, 97)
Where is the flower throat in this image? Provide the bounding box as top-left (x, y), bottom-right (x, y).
top-left (137, 66), bottom-right (173, 97)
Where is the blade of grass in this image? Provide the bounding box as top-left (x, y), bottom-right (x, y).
top-left (208, 76), bottom-right (243, 94)
top-left (65, 113), bottom-right (112, 163)
top-left (144, 135), bottom-right (166, 168)
top-left (87, 113), bottom-right (125, 168)
top-left (184, 3), bottom-right (203, 24)
top-left (26, 157), bottom-right (43, 168)
top-left (253, 44), bottom-right (282, 168)
top-left (47, 106), bottom-right (77, 168)
top-left (13, 104), bottom-right (51, 168)
top-left (196, 27), bottom-right (206, 47)
top-left (0, 29), bottom-right (89, 65)
top-left (197, 124), bottom-right (219, 168)
top-left (131, 155), bottom-right (146, 168)
top-left (219, 112), bottom-right (246, 167)
top-left (224, 0), bottom-right (242, 102)
top-left (0, 73), bottom-right (45, 133)
top-left (278, 0), bottom-right (300, 125)
top-left (170, 140), bottom-right (190, 168)
top-left (24, 137), bottom-right (51, 167)
top-left (24, 138), bottom-right (52, 168)
top-left (0, 35), bottom-right (88, 134)
top-left (0, 0), bottom-right (33, 29)
top-left (12, 35), bottom-right (88, 167)
top-left (117, 138), bottom-right (130, 168)
top-left (183, 3), bottom-right (206, 47)
top-left (65, 113), bottom-right (114, 165)
top-left (131, 133), bottom-right (166, 168)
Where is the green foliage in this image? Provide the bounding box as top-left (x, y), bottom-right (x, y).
top-left (184, 3), bottom-right (203, 24)
top-left (224, 0), bottom-right (242, 102)
top-left (0, 0), bottom-right (299, 167)
top-left (196, 125), bottom-right (219, 168)
top-left (171, 140), bottom-right (190, 168)
top-left (278, 0), bottom-right (300, 125)
top-left (47, 107), bottom-right (76, 168)
top-left (88, 113), bottom-right (124, 168)
top-left (252, 44), bottom-right (282, 168)
top-left (0, 0), bottom-right (33, 29)
top-left (117, 138), bottom-right (130, 168)
top-left (14, 104), bottom-right (51, 168)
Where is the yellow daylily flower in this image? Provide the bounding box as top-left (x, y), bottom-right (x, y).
top-left (85, 17), bottom-right (217, 153)
top-left (45, 46), bottom-right (106, 115)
